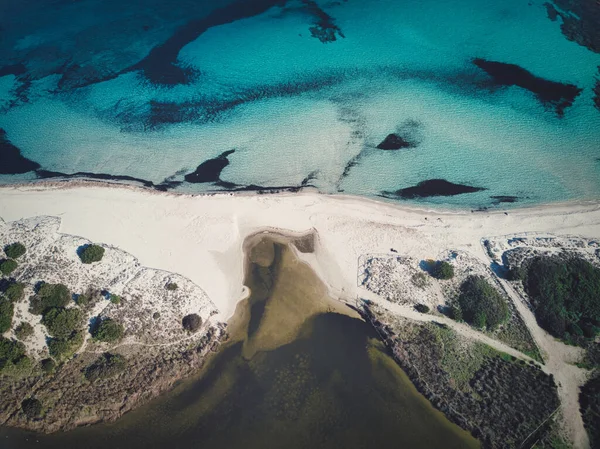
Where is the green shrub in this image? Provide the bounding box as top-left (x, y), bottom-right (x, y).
top-left (15, 322), bottom-right (34, 340)
top-left (48, 331), bottom-right (84, 361)
top-left (29, 283), bottom-right (71, 315)
top-left (84, 353), bottom-right (127, 381)
top-left (40, 358), bottom-right (56, 374)
top-left (4, 282), bottom-right (25, 302)
top-left (21, 398), bottom-right (41, 419)
top-left (457, 275), bottom-right (509, 330)
top-left (92, 318), bottom-right (124, 343)
top-left (166, 282), bottom-right (179, 291)
top-left (152, 311), bottom-right (160, 320)
top-left (79, 244), bottom-right (105, 264)
top-left (505, 266), bottom-right (525, 282)
top-left (450, 304), bottom-right (463, 322)
top-left (415, 303), bottom-right (430, 314)
top-left (42, 307), bottom-right (84, 339)
top-left (0, 298), bottom-right (15, 334)
top-left (0, 337), bottom-right (28, 376)
top-left (109, 294), bottom-right (121, 305)
top-left (433, 261), bottom-right (454, 280)
top-left (524, 256), bottom-right (600, 342)
top-left (0, 259), bottom-right (18, 276)
top-left (4, 243), bottom-right (26, 259)
top-left (182, 314), bottom-right (202, 333)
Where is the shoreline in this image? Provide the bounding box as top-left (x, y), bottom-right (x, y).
top-left (2, 178), bottom-right (600, 217)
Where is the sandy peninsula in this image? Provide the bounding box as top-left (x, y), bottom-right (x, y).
top-left (1, 183), bottom-right (600, 447)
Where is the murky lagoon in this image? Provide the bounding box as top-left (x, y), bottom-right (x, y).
top-left (0, 234), bottom-right (478, 449)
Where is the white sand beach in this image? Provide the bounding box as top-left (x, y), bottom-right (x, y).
top-left (2, 183), bottom-right (600, 447)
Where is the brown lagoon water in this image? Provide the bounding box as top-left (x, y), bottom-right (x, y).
top-left (0, 235), bottom-right (478, 449)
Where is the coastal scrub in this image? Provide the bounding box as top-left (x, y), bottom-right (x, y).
top-left (79, 244), bottom-right (105, 264)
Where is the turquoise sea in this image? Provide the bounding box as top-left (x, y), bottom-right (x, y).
top-left (0, 0), bottom-right (599, 208)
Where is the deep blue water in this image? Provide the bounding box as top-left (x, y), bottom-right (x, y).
top-left (0, 0), bottom-right (599, 207)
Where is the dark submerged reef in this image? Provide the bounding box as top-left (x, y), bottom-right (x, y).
top-left (0, 129), bottom-right (41, 175)
top-left (383, 179), bottom-right (486, 199)
top-left (490, 195), bottom-right (519, 204)
top-left (35, 170), bottom-right (180, 191)
top-left (594, 69), bottom-right (600, 112)
top-left (184, 150), bottom-right (235, 183)
top-left (544, 0), bottom-right (600, 53)
top-left (124, 0), bottom-right (287, 85)
top-left (301, 0), bottom-right (345, 43)
top-left (473, 58), bottom-right (582, 116)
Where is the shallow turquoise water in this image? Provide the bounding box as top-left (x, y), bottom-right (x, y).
top-left (0, 0), bottom-right (599, 208)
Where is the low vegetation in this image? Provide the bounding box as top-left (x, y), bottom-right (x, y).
top-left (48, 331), bottom-right (84, 361)
top-left (4, 242), bottom-right (26, 259)
top-left (523, 256), bottom-right (600, 343)
top-left (411, 272), bottom-right (429, 289)
top-left (84, 353), bottom-right (127, 381)
top-left (0, 298), bottom-right (14, 334)
top-left (165, 282), bottom-right (178, 291)
top-left (42, 307), bottom-right (84, 339)
top-left (15, 322), bottom-right (34, 340)
top-left (456, 275), bottom-right (509, 330)
top-left (78, 244), bottom-right (105, 264)
top-left (182, 313), bottom-right (202, 333)
top-left (109, 294), bottom-right (121, 305)
top-left (0, 259), bottom-right (18, 276)
top-left (92, 318), bottom-right (124, 343)
top-left (432, 260), bottom-right (454, 280)
top-left (30, 283), bottom-right (71, 315)
top-left (580, 373), bottom-right (600, 449)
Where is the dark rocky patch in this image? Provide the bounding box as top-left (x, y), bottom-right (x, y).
top-left (124, 0), bottom-right (286, 85)
top-left (0, 129), bottom-right (41, 174)
top-left (545, 0), bottom-right (600, 53)
top-left (543, 2), bottom-right (558, 21)
top-left (57, 64), bottom-right (117, 91)
top-left (377, 134), bottom-right (416, 150)
top-left (594, 69), bottom-right (600, 112)
top-left (301, 0), bottom-right (345, 43)
top-left (35, 169), bottom-right (181, 191)
top-left (473, 58), bottom-right (582, 116)
top-left (0, 64), bottom-right (26, 77)
top-left (383, 179), bottom-right (486, 199)
top-left (184, 150), bottom-right (235, 183)
top-left (490, 195), bottom-right (519, 204)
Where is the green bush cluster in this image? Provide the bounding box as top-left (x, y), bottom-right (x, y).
top-left (182, 313), bottom-right (202, 333)
top-left (21, 398), bottom-right (42, 420)
top-left (109, 294), bottom-right (121, 305)
top-left (84, 353), bottom-right (127, 381)
top-left (0, 259), bottom-right (18, 276)
top-left (524, 256), bottom-right (600, 341)
top-left (456, 275), bottom-right (509, 330)
top-left (0, 298), bottom-right (14, 334)
top-left (166, 282), bottom-right (179, 291)
top-left (15, 322), bottom-right (34, 340)
top-left (48, 331), bottom-right (84, 361)
top-left (79, 244), bottom-right (105, 264)
top-left (4, 243), bottom-right (26, 259)
top-left (40, 358), bottom-right (56, 374)
top-left (29, 283), bottom-right (71, 315)
top-left (92, 318), bottom-right (124, 343)
top-left (42, 307), bottom-right (84, 339)
top-left (4, 282), bottom-right (24, 302)
top-left (580, 374), bottom-right (600, 449)
top-left (0, 336), bottom-right (31, 376)
top-left (415, 303), bottom-right (430, 314)
top-left (433, 261), bottom-right (454, 280)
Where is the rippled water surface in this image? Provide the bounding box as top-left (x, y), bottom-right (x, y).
top-left (0, 0), bottom-right (599, 206)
